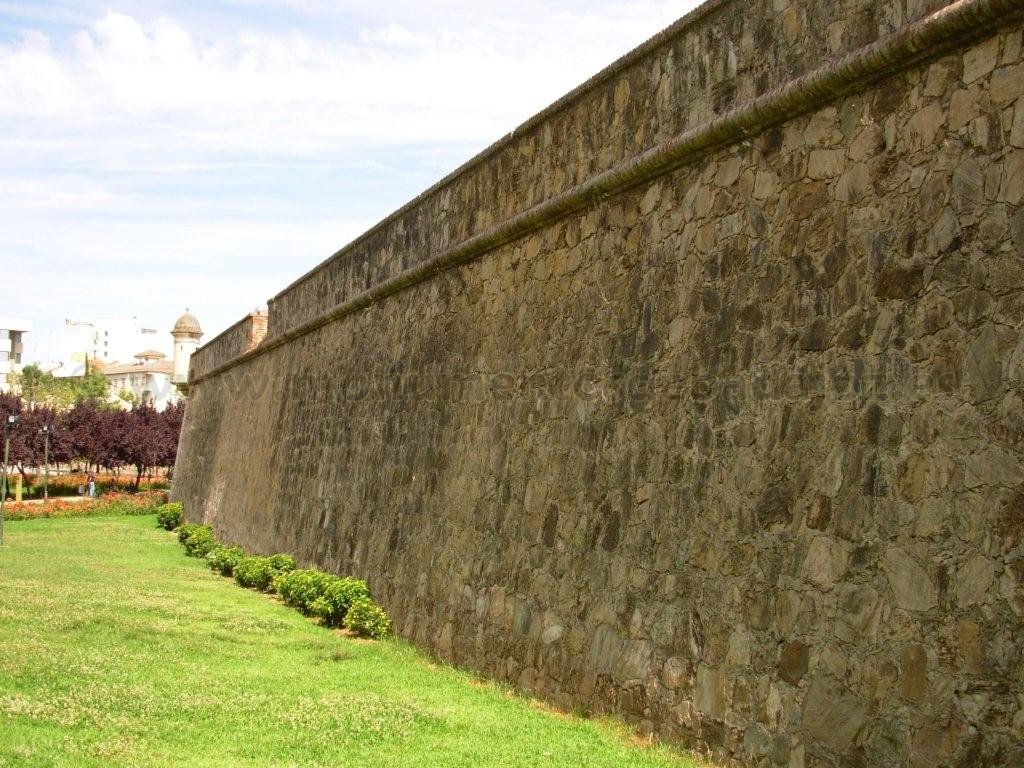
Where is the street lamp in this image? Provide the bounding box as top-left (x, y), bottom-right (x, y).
top-left (40, 424), bottom-right (51, 502)
top-left (1, 414), bottom-right (21, 547)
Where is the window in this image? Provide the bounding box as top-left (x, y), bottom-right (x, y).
top-left (0, 330), bottom-right (8, 339)
top-left (0, 352), bottom-right (7, 362)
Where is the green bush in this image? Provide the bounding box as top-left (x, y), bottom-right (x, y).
top-left (206, 545), bottom-right (245, 576)
top-left (318, 577), bottom-right (370, 627)
top-left (275, 570), bottom-right (369, 627)
top-left (182, 525), bottom-right (217, 558)
top-left (177, 523), bottom-right (203, 544)
top-left (104, 497), bottom-right (164, 517)
top-left (275, 569), bottom-right (328, 611)
top-left (156, 502), bottom-right (184, 531)
top-left (171, 526), bottom-right (388, 640)
top-left (234, 554), bottom-right (294, 592)
top-left (267, 554), bottom-right (295, 574)
top-left (343, 596), bottom-right (392, 639)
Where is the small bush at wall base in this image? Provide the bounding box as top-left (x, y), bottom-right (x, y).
top-left (234, 555), bottom-right (294, 592)
top-left (206, 545), bottom-right (245, 576)
top-left (343, 596), bottom-right (392, 639)
top-left (182, 525), bottom-right (217, 558)
top-left (275, 569), bottom-right (369, 627)
top-left (169, 516), bottom-right (391, 641)
top-left (267, 554), bottom-right (296, 574)
top-left (177, 523), bottom-right (204, 544)
top-left (156, 502), bottom-right (183, 530)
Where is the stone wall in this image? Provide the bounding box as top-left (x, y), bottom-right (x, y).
top-left (173, 1), bottom-right (1024, 765)
top-left (190, 310), bottom-right (267, 380)
top-left (262, 0), bottom-right (977, 342)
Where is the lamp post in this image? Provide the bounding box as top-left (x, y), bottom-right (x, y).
top-left (1, 414), bottom-right (21, 547)
top-left (41, 424), bottom-right (51, 502)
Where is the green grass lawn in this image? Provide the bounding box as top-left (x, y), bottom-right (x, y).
top-left (0, 516), bottom-right (699, 768)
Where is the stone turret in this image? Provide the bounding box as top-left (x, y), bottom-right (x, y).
top-left (171, 310), bottom-right (202, 386)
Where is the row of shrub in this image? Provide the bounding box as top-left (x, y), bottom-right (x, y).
top-left (4, 491), bottom-right (169, 521)
top-left (171, 520), bottom-right (392, 639)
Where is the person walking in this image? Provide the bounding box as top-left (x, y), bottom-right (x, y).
top-left (86, 473), bottom-right (97, 498)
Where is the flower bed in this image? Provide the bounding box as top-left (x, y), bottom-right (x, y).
top-left (3, 490), bottom-right (168, 521)
top-left (17, 472), bottom-right (170, 500)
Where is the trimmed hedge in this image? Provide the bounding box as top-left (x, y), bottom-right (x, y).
top-left (344, 596), bottom-right (393, 639)
top-left (234, 555), bottom-right (295, 592)
top-left (206, 545), bottom-right (245, 576)
top-left (172, 511), bottom-right (391, 640)
top-left (181, 525), bottom-right (217, 558)
top-left (275, 570), bottom-right (370, 627)
top-left (177, 523), bottom-right (204, 544)
top-left (156, 502), bottom-right (183, 531)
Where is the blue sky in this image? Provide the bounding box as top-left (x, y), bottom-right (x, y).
top-left (0, 1), bottom-right (696, 363)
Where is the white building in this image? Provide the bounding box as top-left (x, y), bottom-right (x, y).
top-left (103, 350), bottom-right (178, 410)
top-left (56, 316), bottom-right (163, 377)
top-left (0, 317), bottom-right (30, 394)
top-left (98, 311), bottom-right (203, 410)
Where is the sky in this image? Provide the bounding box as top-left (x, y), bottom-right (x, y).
top-left (0, 0), bottom-right (699, 364)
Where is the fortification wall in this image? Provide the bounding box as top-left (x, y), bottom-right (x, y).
top-left (174, 1), bottom-right (1024, 765)
top-left (189, 311), bottom-right (267, 381)
top-left (194, 0), bottom-right (987, 349)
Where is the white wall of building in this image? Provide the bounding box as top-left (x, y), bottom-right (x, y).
top-left (4, 312), bottom-right (197, 408)
top-left (106, 368), bottom-right (182, 411)
top-left (55, 316), bottom-right (165, 376)
top-left (0, 317), bottom-right (30, 394)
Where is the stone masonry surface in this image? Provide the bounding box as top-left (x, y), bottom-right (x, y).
top-left (173, 1), bottom-right (1024, 765)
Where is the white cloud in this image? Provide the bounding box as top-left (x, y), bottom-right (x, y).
top-left (0, 4), bottom-right (688, 158)
top-left (0, 1), bottom-right (698, 363)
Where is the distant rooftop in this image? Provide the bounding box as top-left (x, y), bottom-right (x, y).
top-left (100, 359), bottom-right (174, 376)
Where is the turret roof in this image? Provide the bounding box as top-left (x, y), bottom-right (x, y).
top-left (172, 311), bottom-right (203, 337)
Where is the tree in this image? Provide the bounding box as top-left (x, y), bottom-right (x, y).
top-left (120, 405), bottom-right (166, 491)
top-left (160, 400), bottom-right (185, 473)
top-left (75, 371), bottom-right (110, 402)
top-left (0, 396), bottom-right (72, 489)
top-left (12, 365), bottom-right (110, 411)
top-left (4, 393), bottom-right (185, 493)
top-left (66, 400), bottom-right (105, 471)
top-left (117, 389), bottom-right (139, 407)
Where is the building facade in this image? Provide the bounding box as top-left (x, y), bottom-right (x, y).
top-left (102, 351), bottom-right (179, 410)
top-left (0, 317), bottom-right (30, 394)
top-left (97, 311), bottom-right (202, 410)
top-left (57, 316), bottom-right (163, 376)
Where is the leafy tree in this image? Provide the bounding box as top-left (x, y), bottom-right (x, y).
top-left (13, 365), bottom-right (110, 410)
top-left (161, 401), bottom-right (185, 474)
top-left (0, 396), bottom-right (72, 490)
top-left (117, 389), bottom-right (139, 406)
top-left (119, 406), bottom-right (164, 491)
top-left (75, 371), bottom-right (110, 402)
top-left (2, 394), bottom-right (184, 495)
